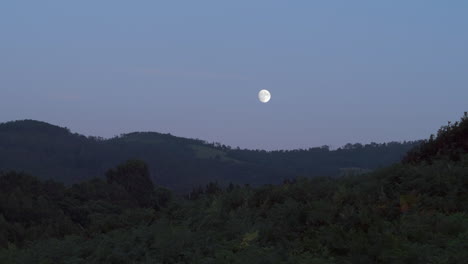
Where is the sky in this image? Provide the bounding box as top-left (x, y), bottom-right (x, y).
top-left (1, 1), bottom-right (467, 150)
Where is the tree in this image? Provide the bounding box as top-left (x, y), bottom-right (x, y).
top-left (105, 160), bottom-right (155, 207)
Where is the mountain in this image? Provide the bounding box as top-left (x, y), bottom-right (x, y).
top-left (0, 115), bottom-right (467, 263)
top-left (0, 120), bottom-right (420, 192)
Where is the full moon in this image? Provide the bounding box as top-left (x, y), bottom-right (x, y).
top-left (258, 89), bottom-right (271, 103)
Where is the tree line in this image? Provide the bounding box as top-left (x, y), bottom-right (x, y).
top-left (0, 114), bottom-right (467, 263)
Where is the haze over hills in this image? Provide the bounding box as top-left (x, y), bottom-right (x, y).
top-left (0, 120), bottom-right (420, 192)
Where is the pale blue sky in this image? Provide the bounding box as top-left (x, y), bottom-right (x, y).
top-left (1, 1), bottom-right (467, 149)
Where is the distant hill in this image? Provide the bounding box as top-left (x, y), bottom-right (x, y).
top-left (1, 116), bottom-right (467, 263)
top-left (0, 120), bottom-right (420, 192)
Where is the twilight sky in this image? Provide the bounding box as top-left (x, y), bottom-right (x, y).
top-left (1, 1), bottom-right (467, 150)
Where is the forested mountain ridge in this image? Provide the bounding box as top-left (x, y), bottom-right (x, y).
top-left (0, 116), bottom-right (467, 263)
top-left (0, 120), bottom-right (420, 192)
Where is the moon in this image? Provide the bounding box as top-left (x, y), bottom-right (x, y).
top-left (258, 89), bottom-right (271, 103)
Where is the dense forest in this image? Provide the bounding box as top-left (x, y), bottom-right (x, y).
top-left (0, 115), bottom-right (467, 263)
top-left (0, 120), bottom-right (419, 193)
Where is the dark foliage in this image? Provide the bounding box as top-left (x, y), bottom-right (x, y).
top-left (403, 113), bottom-right (468, 164)
top-left (0, 160), bottom-right (163, 249)
top-left (0, 120), bottom-right (420, 192)
top-left (1, 158), bottom-right (467, 263)
top-left (1, 116), bottom-right (467, 263)
top-left (106, 160), bottom-right (155, 207)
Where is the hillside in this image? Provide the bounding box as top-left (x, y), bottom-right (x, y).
top-left (0, 116), bottom-right (467, 263)
top-left (0, 120), bottom-right (419, 192)
top-left (403, 113), bottom-right (468, 164)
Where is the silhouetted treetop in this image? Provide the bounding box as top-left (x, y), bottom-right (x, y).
top-left (106, 160), bottom-right (155, 207)
top-left (403, 113), bottom-right (468, 164)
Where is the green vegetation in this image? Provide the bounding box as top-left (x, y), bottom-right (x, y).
top-left (0, 115), bottom-right (467, 263)
top-left (403, 113), bottom-right (468, 164)
top-left (1, 159), bottom-right (467, 263)
top-left (0, 120), bottom-right (419, 193)
top-left (190, 144), bottom-right (240, 163)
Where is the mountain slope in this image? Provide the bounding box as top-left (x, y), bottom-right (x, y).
top-left (1, 115), bottom-right (467, 263)
top-left (0, 120), bottom-right (420, 192)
